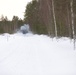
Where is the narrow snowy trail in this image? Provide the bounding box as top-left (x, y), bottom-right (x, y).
top-left (0, 33), bottom-right (76, 75)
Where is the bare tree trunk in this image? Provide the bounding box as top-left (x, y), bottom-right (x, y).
top-left (52, 0), bottom-right (57, 38)
top-left (46, 0), bottom-right (53, 36)
top-left (70, 0), bottom-right (75, 38)
top-left (67, 4), bottom-right (71, 38)
top-left (70, 0), bottom-right (75, 49)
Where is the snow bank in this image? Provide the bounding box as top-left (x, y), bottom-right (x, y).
top-left (0, 33), bottom-right (76, 75)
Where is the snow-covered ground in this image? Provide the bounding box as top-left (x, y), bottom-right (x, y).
top-left (0, 33), bottom-right (76, 75)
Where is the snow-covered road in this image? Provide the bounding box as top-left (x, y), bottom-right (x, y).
top-left (0, 33), bottom-right (76, 75)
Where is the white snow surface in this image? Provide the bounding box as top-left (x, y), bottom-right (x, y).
top-left (0, 33), bottom-right (76, 75)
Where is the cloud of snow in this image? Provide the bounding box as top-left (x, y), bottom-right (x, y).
top-left (18, 24), bottom-right (31, 34)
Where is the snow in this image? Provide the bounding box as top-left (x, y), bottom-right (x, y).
top-left (0, 33), bottom-right (76, 75)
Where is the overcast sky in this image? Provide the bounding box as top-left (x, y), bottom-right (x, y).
top-left (0, 0), bottom-right (32, 20)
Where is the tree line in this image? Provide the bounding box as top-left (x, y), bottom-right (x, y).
top-left (0, 15), bottom-right (24, 34)
top-left (0, 0), bottom-right (76, 38)
top-left (24, 0), bottom-right (76, 38)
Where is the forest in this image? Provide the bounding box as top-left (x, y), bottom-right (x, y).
top-left (0, 15), bottom-right (24, 33)
top-left (0, 0), bottom-right (76, 38)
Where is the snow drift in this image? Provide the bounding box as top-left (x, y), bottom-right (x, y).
top-left (0, 33), bottom-right (76, 75)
